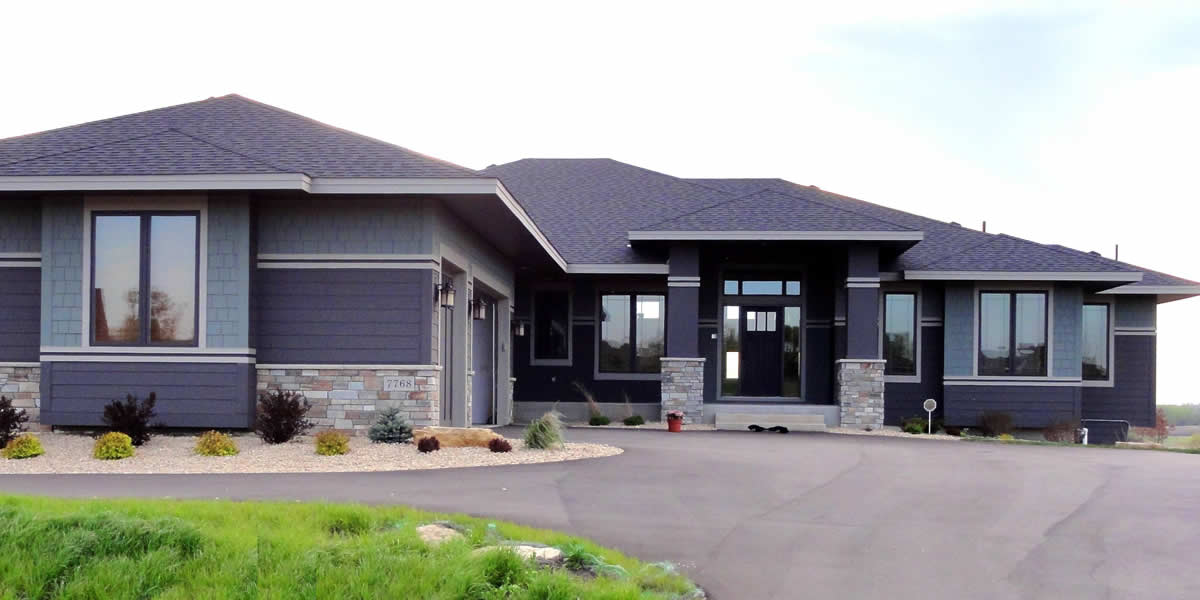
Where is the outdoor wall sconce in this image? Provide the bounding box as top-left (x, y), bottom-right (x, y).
top-left (436, 281), bottom-right (456, 308)
top-left (513, 321), bottom-right (526, 337)
top-left (472, 298), bottom-right (487, 320)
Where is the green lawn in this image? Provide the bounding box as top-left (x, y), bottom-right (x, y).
top-left (0, 495), bottom-right (697, 600)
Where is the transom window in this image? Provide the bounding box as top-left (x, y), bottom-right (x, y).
top-left (883, 293), bottom-right (917, 376)
top-left (1082, 303), bottom-right (1110, 381)
top-left (91, 212), bottom-right (199, 346)
top-left (723, 279), bottom-right (801, 296)
top-left (978, 291), bottom-right (1047, 376)
top-left (599, 294), bottom-right (665, 373)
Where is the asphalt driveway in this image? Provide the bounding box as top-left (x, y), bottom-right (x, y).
top-left (3, 428), bottom-right (1198, 599)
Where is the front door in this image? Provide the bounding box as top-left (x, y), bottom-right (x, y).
top-left (471, 297), bottom-right (495, 425)
top-left (740, 308), bottom-right (783, 396)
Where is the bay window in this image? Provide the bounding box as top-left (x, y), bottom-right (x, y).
top-left (599, 293), bottom-right (664, 374)
top-left (978, 291), bottom-right (1047, 376)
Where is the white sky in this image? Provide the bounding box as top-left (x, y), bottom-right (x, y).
top-left (3, 0), bottom-right (1197, 403)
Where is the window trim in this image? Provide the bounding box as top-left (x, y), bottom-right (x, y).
top-left (81, 196), bottom-right (209, 349)
top-left (529, 284), bottom-right (572, 366)
top-left (594, 291), bottom-right (665, 381)
top-left (1081, 298), bottom-right (1115, 387)
top-left (974, 288), bottom-right (1050, 378)
top-left (716, 267), bottom-right (807, 400)
top-left (879, 288), bottom-right (920, 382)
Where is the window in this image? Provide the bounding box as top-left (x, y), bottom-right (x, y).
top-left (883, 293), bottom-right (917, 376)
top-left (599, 293), bottom-right (664, 373)
top-left (782, 306), bottom-right (802, 396)
top-left (1082, 303), bottom-right (1110, 381)
top-left (92, 212), bottom-right (199, 346)
top-left (978, 291), bottom-right (1047, 376)
top-left (722, 279), bottom-right (800, 296)
top-left (532, 289), bottom-right (570, 362)
top-left (722, 305), bottom-right (740, 394)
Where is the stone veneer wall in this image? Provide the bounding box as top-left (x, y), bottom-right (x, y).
top-left (661, 357), bottom-right (705, 424)
top-left (0, 366), bottom-right (40, 424)
top-left (837, 359), bottom-right (885, 429)
top-left (257, 367), bottom-right (440, 434)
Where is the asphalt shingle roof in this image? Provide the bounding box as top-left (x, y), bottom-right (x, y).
top-left (0, 95), bottom-right (478, 178)
top-left (636, 189), bottom-right (916, 233)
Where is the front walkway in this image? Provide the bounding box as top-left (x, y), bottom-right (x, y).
top-left (3, 428), bottom-right (1198, 599)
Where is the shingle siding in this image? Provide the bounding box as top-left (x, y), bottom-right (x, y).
top-left (206, 195), bottom-right (251, 348)
top-left (1116, 296), bottom-right (1156, 329)
top-left (257, 197), bottom-right (429, 255)
top-left (943, 284), bottom-right (973, 376)
top-left (1052, 284), bottom-right (1082, 378)
top-left (40, 197), bottom-right (83, 347)
top-left (0, 199), bottom-right (40, 253)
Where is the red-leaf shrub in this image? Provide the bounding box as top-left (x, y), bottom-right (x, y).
top-left (417, 436), bottom-right (440, 453)
top-left (488, 437), bottom-right (513, 453)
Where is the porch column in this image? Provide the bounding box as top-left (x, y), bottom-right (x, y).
top-left (838, 245), bottom-right (885, 429)
top-left (662, 244), bottom-right (704, 423)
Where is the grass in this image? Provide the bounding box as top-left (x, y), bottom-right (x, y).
top-left (960, 435), bottom-right (1200, 455)
top-left (0, 495), bottom-right (697, 600)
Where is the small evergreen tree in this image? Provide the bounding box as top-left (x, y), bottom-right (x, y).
top-left (368, 406), bottom-right (413, 444)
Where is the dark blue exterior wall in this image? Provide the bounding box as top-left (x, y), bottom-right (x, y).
top-left (885, 326), bottom-right (944, 425)
top-left (41, 361), bottom-right (256, 428)
top-left (255, 268), bottom-right (433, 364)
top-left (944, 385), bottom-right (1081, 428)
top-left (0, 267), bottom-right (40, 362)
top-left (1082, 335), bottom-right (1156, 427)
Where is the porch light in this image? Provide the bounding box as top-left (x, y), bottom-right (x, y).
top-left (513, 321), bottom-right (526, 337)
top-left (436, 281), bottom-right (456, 308)
top-left (472, 298), bottom-right (488, 320)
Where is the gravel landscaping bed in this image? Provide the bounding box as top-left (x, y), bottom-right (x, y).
top-left (567, 422), bottom-right (717, 431)
top-left (0, 432), bottom-right (622, 475)
top-left (827, 426), bottom-right (961, 441)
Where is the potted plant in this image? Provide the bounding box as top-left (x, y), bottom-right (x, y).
top-left (665, 409), bottom-right (685, 433)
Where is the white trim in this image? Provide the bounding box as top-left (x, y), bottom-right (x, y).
top-left (661, 357), bottom-right (707, 362)
top-left (255, 364), bottom-right (442, 370)
top-left (41, 354), bottom-right (255, 364)
top-left (257, 261), bottom-right (438, 269)
top-left (667, 281), bottom-right (701, 287)
top-left (1099, 285), bottom-right (1200, 295)
top-left (41, 346), bottom-right (254, 355)
top-left (1115, 330), bottom-right (1157, 336)
top-left (629, 230), bottom-right (924, 241)
top-left (667, 275), bottom-right (701, 282)
top-left (846, 276), bottom-right (881, 283)
top-left (846, 282), bottom-right (880, 288)
top-left (0, 261), bottom-right (40, 267)
top-left (906, 270), bottom-right (1142, 282)
top-left (0, 362), bottom-right (39, 368)
top-left (0, 252), bottom-right (41, 259)
top-left (257, 253), bottom-right (438, 261)
top-left (566, 263), bottom-right (670, 275)
top-left (943, 377), bottom-right (1081, 387)
top-left (0, 173), bottom-right (311, 191)
top-left (835, 358), bottom-right (887, 363)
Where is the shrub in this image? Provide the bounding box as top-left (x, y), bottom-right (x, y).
top-left (94, 432), bottom-right (135, 460)
top-left (315, 431), bottom-right (350, 456)
top-left (367, 406), bottom-right (412, 444)
top-left (102, 392), bottom-right (159, 446)
top-left (254, 390), bottom-right (313, 444)
top-left (623, 414), bottom-right (645, 426)
top-left (417, 436), bottom-right (440, 453)
top-left (997, 433), bottom-right (1015, 441)
top-left (1043, 419), bottom-right (1079, 443)
top-left (573, 380), bottom-right (606, 424)
top-left (524, 411), bottom-right (564, 450)
top-left (194, 431), bottom-right (239, 456)
top-left (978, 411), bottom-right (1014, 437)
top-left (0, 396), bottom-right (29, 447)
top-left (901, 416), bottom-right (927, 435)
top-left (3, 433), bottom-right (44, 459)
top-left (588, 414), bottom-right (611, 426)
top-left (487, 437), bottom-right (512, 453)
top-left (1133, 407), bottom-right (1171, 443)
top-left (942, 426), bottom-right (963, 437)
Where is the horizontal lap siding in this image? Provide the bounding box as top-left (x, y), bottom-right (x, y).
top-left (41, 362), bottom-right (255, 428)
top-left (256, 268), bottom-right (431, 364)
top-left (0, 267), bottom-right (39, 361)
top-left (944, 385), bottom-right (1081, 428)
top-left (1082, 335), bottom-right (1155, 427)
top-left (884, 327), bottom-right (944, 425)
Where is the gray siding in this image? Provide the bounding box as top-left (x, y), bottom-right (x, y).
top-left (40, 197), bottom-right (84, 347)
top-left (1082, 335), bottom-right (1155, 427)
top-left (40, 361), bottom-right (256, 428)
top-left (945, 384), bottom-right (1081, 428)
top-left (943, 283), bottom-right (973, 376)
top-left (1052, 284), bottom-right (1082, 378)
top-left (257, 197), bottom-right (430, 255)
top-left (1116, 296), bottom-right (1156, 328)
top-left (0, 199), bottom-right (40, 252)
top-left (256, 268), bottom-right (433, 365)
top-left (206, 194), bottom-right (251, 348)
top-left (0, 267), bottom-right (40, 361)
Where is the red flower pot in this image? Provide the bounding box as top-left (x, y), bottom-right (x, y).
top-left (667, 417), bottom-right (683, 433)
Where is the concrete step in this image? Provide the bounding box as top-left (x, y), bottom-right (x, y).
top-left (715, 412), bottom-right (827, 432)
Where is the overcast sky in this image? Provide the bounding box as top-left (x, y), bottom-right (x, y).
top-left (3, 1), bottom-right (1197, 404)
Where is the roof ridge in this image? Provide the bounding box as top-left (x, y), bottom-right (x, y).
top-left (167, 127), bottom-right (290, 173)
top-left (635, 186), bottom-right (776, 229)
top-left (222, 95), bottom-right (479, 177)
top-left (994, 234), bottom-right (1137, 272)
top-left (0, 95), bottom-right (224, 147)
top-left (636, 186), bottom-right (919, 232)
top-left (0, 129), bottom-right (172, 168)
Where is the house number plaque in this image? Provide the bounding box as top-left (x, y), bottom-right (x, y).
top-left (382, 376), bottom-right (417, 392)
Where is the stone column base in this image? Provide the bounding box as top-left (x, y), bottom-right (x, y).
top-left (836, 359), bottom-right (885, 429)
top-left (257, 366), bottom-right (440, 434)
top-left (661, 357), bottom-right (705, 424)
top-left (1, 365), bottom-right (41, 425)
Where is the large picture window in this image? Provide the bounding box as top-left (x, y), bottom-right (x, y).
top-left (599, 293), bottom-right (664, 374)
top-left (978, 291), bottom-right (1047, 376)
top-left (532, 289), bottom-right (570, 362)
top-left (883, 293), bottom-right (917, 376)
top-left (1082, 303), bottom-right (1110, 381)
top-left (91, 212), bottom-right (199, 346)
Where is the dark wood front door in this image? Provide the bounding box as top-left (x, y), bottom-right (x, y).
top-left (740, 308), bottom-right (783, 396)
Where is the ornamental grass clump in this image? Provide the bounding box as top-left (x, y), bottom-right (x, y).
top-left (0, 396), bottom-right (30, 447)
top-left (102, 392), bottom-right (159, 446)
top-left (3, 433), bottom-right (44, 459)
top-left (367, 406), bottom-right (413, 444)
top-left (94, 432), bottom-right (135, 460)
top-left (315, 431), bottom-right (350, 456)
top-left (523, 411), bottom-right (564, 450)
top-left (194, 431), bottom-right (239, 456)
top-left (573, 381), bottom-right (610, 426)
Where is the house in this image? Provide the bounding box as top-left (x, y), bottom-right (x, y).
top-left (0, 95), bottom-right (1195, 433)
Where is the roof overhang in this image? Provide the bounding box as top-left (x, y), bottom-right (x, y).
top-left (1097, 284), bottom-right (1200, 294)
top-left (564, 263), bottom-right (670, 275)
top-left (0, 174), bottom-right (567, 271)
top-left (904, 270), bottom-right (1143, 282)
top-left (628, 230), bottom-right (924, 242)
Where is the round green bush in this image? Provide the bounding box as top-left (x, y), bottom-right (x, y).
top-left (3, 433), bottom-right (44, 459)
top-left (315, 430), bottom-right (350, 456)
top-left (194, 430), bottom-right (239, 456)
top-left (94, 432), bottom-right (135, 460)
top-left (622, 415), bottom-right (645, 426)
top-left (588, 414), bottom-right (611, 426)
